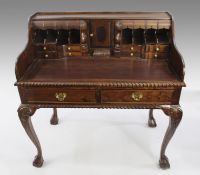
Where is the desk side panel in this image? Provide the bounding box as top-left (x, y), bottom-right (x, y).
top-left (168, 19), bottom-right (185, 81)
top-left (15, 15), bottom-right (37, 81)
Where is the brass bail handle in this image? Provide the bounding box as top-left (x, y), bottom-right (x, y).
top-left (55, 92), bottom-right (67, 102)
top-left (131, 92), bottom-right (143, 101)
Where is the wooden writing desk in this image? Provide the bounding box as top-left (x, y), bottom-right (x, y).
top-left (15, 12), bottom-right (185, 169)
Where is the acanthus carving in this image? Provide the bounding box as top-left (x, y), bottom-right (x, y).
top-left (161, 105), bottom-right (182, 119)
top-left (18, 105), bottom-right (37, 122)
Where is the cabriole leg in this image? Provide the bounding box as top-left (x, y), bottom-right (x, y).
top-left (148, 109), bottom-right (157, 127)
top-left (159, 105), bottom-right (182, 169)
top-left (18, 105), bottom-right (44, 167)
top-left (50, 108), bottom-right (58, 125)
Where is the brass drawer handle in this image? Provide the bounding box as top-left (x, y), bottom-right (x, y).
top-left (131, 92), bottom-right (143, 101)
top-left (55, 93), bottom-right (67, 102)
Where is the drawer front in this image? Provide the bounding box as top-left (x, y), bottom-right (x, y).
top-left (121, 51), bottom-right (142, 57)
top-left (64, 45), bottom-right (81, 52)
top-left (36, 44), bottom-right (57, 51)
top-left (23, 88), bottom-right (97, 104)
top-left (64, 51), bottom-right (82, 57)
top-left (121, 45), bottom-right (144, 52)
top-left (101, 89), bottom-right (177, 104)
top-left (36, 51), bottom-right (57, 59)
top-left (146, 44), bottom-right (169, 52)
top-left (145, 52), bottom-right (168, 59)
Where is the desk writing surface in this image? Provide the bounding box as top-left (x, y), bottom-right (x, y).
top-left (21, 57), bottom-right (180, 83)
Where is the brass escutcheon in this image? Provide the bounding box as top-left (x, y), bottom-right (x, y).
top-left (131, 92), bottom-right (143, 101)
top-left (55, 93), bottom-right (67, 102)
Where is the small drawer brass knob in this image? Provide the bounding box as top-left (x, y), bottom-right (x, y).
top-left (131, 47), bottom-right (134, 51)
top-left (68, 52), bottom-right (72, 56)
top-left (90, 33), bottom-right (94, 37)
top-left (55, 93), bottom-right (67, 102)
top-left (154, 54), bottom-right (158, 58)
top-left (130, 53), bottom-right (134, 56)
top-left (45, 54), bottom-right (48, 58)
top-left (131, 92), bottom-right (143, 101)
top-left (156, 47), bottom-right (160, 51)
top-left (43, 46), bottom-right (47, 50)
top-left (68, 47), bottom-right (71, 50)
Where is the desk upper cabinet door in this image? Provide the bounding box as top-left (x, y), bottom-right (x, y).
top-left (90, 20), bottom-right (111, 48)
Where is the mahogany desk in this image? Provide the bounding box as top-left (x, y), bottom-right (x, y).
top-left (15, 12), bottom-right (185, 169)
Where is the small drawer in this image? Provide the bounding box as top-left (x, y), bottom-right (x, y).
top-left (64, 45), bottom-right (81, 52)
top-left (146, 44), bottom-right (169, 52)
top-left (145, 52), bottom-right (168, 59)
top-left (36, 51), bottom-right (57, 59)
top-left (35, 44), bottom-right (57, 51)
top-left (64, 51), bottom-right (82, 57)
top-left (101, 89), bottom-right (175, 104)
top-left (23, 88), bottom-right (97, 104)
top-left (121, 51), bottom-right (142, 57)
top-left (122, 45), bottom-right (144, 52)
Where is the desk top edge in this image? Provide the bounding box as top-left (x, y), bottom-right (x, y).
top-left (31, 11), bottom-right (171, 20)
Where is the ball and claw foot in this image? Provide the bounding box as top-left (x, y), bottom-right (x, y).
top-left (33, 155), bottom-right (44, 168)
top-left (148, 117), bottom-right (157, 127)
top-left (159, 155), bottom-right (170, 169)
top-left (148, 109), bottom-right (157, 128)
top-left (50, 108), bottom-right (58, 125)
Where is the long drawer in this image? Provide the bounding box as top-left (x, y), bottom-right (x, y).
top-left (101, 89), bottom-right (179, 104)
top-left (21, 88), bottom-right (97, 104)
top-left (20, 87), bottom-right (180, 105)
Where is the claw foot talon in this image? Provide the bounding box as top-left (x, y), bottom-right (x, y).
top-left (50, 108), bottom-right (59, 125)
top-left (159, 155), bottom-right (170, 169)
top-left (33, 155), bottom-right (44, 168)
top-left (148, 118), bottom-right (157, 128)
top-left (50, 117), bottom-right (58, 125)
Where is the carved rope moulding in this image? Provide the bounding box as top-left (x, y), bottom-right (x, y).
top-left (15, 81), bottom-right (186, 88)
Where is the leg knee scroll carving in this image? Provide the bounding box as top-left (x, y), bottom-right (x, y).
top-left (159, 105), bottom-right (182, 169)
top-left (18, 105), bottom-right (44, 167)
top-left (148, 109), bottom-right (157, 127)
top-left (50, 108), bottom-right (59, 125)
